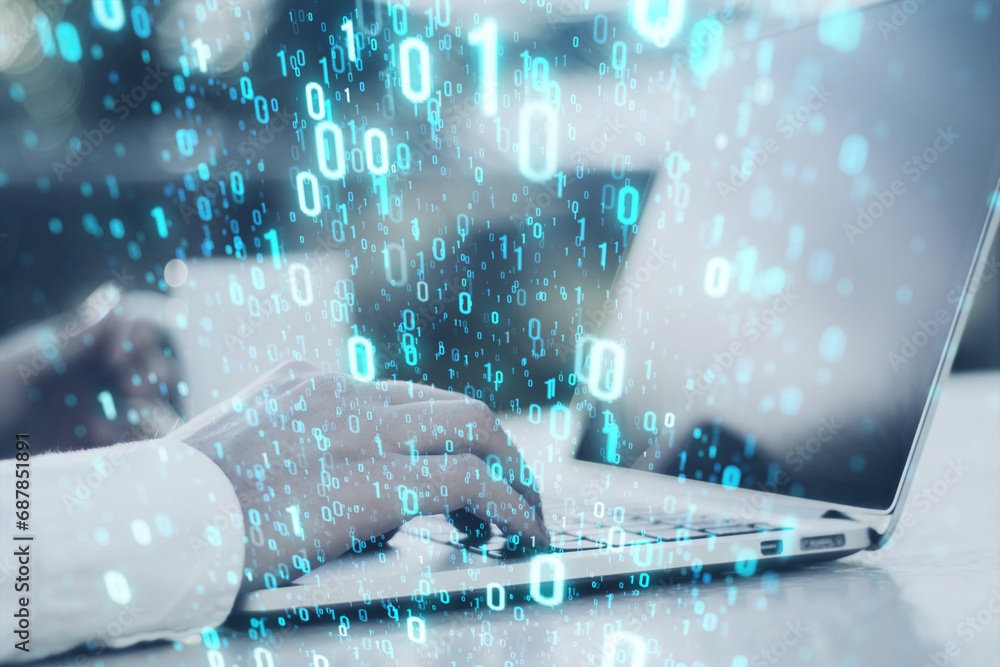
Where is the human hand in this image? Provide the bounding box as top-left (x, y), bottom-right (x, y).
top-left (0, 283), bottom-right (185, 455)
top-left (170, 360), bottom-right (548, 591)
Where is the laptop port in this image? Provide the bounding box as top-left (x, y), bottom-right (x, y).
top-left (800, 534), bottom-right (846, 551)
top-left (760, 540), bottom-right (783, 556)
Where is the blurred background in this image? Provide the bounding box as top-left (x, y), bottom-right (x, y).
top-left (0, 0), bottom-right (996, 468)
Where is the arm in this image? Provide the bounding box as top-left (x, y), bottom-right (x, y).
top-left (0, 438), bottom-right (245, 663)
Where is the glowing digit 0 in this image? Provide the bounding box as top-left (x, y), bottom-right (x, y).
top-left (399, 37), bottom-right (431, 103)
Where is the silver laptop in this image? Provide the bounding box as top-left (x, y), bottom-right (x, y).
top-left (163, 0), bottom-right (999, 613)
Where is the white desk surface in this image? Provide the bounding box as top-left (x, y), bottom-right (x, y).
top-left (34, 370), bottom-right (999, 666)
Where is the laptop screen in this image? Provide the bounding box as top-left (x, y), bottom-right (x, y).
top-left (574, 0), bottom-right (1000, 510)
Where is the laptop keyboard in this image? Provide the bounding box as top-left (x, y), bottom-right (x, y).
top-left (426, 509), bottom-right (790, 559)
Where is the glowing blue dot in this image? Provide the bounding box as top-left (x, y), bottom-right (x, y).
top-left (103, 570), bottom-right (133, 604)
top-left (807, 249), bottom-right (835, 284)
top-left (779, 386), bottom-right (803, 416)
top-left (759, 394), bottom-right (777, 413)
top-left (735, 357), bottom-right (754, 385)
top-left (206, 526), bottom-right (223, 547)
top-left (762, 266), bottom-right (786, 294)
top-left (749, 187), bottom-right (774, 222)
top-left (817, 2), bottom-right (864, 53)
top-left (800, 165), bottom-right (819, 185)
top-left (9, 83), bottom-right (25, 102)
top-left (55, 23), bottom-right (83, 62)
top-left (850, 455), bottom-right (867, 472)
top-left (74, 425), bottom-right (87, 438)
top-left (48, 218), bottom-right (63, 234)
top-left (94, 527), bottom-right (110, 545)
top-left (131, 519), bottom-right (152, 546)
top-left (838, 134), bottom-right (869, 176)
top-left (837, 277), bottom-right (854, 296)
top-left (896, 285), bottom-right (913, 305)
top-left (155, 513), bottom-right (174, 537)
top-left (90, 43), bottom-right (104, 60)
top-left (64, 393), bottom-right (77, 407)
top-left (973, 1), bottom-right (992, 22)
top-left (80, 182), bottom-right (94, 197)
top-left (819, 326), bottom-right (847, 363)
top-left (23, 131), bottom-right (38, 148)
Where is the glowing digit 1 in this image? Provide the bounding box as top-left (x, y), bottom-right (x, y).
top-left (151, 206), bottom-right (168, 238)
top-left (341, 18), bottom-right (357, 62)
top-left (97, 390), bottom-right (117, 420)
top-left (703, 257), bottom-right (730, 298)
top-left (468, 18), bottom-right (499, 117)
top-left (285, 504), bottom-right (304, 538)
top-left (263, 228), bottom-right (281, 269)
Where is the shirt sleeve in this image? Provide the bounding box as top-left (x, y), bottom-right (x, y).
top-left (0, 438), bottom-right (246, 663)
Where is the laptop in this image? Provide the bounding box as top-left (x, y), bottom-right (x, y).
top-left (161, 0), bottom-right (1000, 613)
